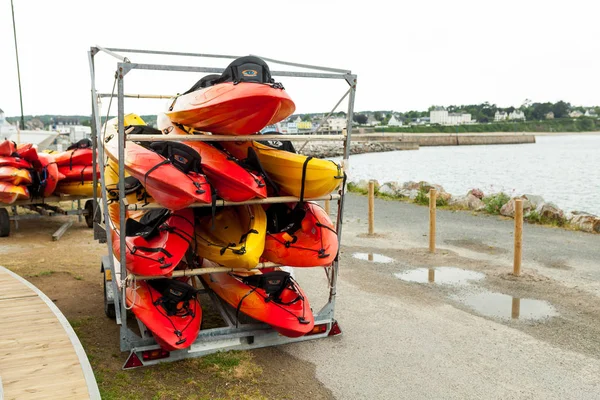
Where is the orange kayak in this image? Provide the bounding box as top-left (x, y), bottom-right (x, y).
top-left (0, 140), bottom-right (16, 157)
top-left (37, 153), bottom-right (59, 198)
top-left (0, 182), bottom-right (29, 204)
top-left (201, 259), bottom-right (314, 338)
top-left (166, 56), bottom-right (295, 134)
top-left (156, 114), bottom-right (266, 202)
top-left (0, 166), bottom-right (32, 186)
top-left (262, 202), bottom-right (338, 267)
top-left (126, 278), bottom-right (201, 351)
top-left (103, 115), bottom-right (212, 210)
top-left (58, 165), bottom-right (99, 182)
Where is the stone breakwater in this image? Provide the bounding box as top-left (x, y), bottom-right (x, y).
top-left (301, 140), bottom-right (418, 158)
top-left (348, 179), bottom-right (600, 234)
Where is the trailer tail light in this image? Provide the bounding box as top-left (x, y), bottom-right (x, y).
top-left (142, 349), bottom-right (170, 361)
top-left (328, 320), bottom-right (342, 336)
top-left (123, 352), bottom-right (143, 369)
top-left (306, 323), bottom-right (328, 336)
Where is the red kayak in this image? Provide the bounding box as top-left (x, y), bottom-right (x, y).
top-left (0, 156), bottom-right (31, 170)
top-left (37, 153), bottom-right (59, 197)
top-left (107, 203), bottom-right (194, 276)
top-left (201, 259), bottom-right (314, 337)
top-left (16, 143), bottom-right (39, 165)
top-left (0, 166), bottom-right (32, 186)
top-left (262, 202), bottom-right (339, 267)
top-left (53, 148), bottom-right (94, 167)
top-left (0, 182), bottom-right (29, 204)
top-left (156, 114), bottom-right (267, 202)
top-left (103, 116), bottom-right (212, 210)
top-left (166, 56), bottom-right (295, 134)
top-left (126, 278), bottom-right (201, 351)
top-left (0, 140), bottom-right (16, 157)
top-left (58, 165), bottom-right (99, 182)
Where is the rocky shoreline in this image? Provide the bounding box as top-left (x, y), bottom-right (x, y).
top-left (301, 141), bottom-right (417, 158)
top-left (348, 179), bottom-right (600, 234)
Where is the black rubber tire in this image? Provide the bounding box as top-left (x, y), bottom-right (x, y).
top-left (0, 208), bottom-right (10, 237)
top-left (84, 200), bottom-right (94, 229)
top-left (104, 272), bottom-right (116, 319)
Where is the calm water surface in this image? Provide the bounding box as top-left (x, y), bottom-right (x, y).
top-left (343, 134), bottom-right (600, 215)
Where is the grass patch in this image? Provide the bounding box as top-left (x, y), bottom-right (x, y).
top-left (28, 270), bottom-right (55, 278)
top-left (525, 210), bottom-right (567, 227)
top-left (482, 193), bottom-right (510, 214)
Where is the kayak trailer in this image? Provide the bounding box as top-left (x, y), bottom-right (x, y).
top-left (89, 46), bottom-right (356, 369)
top-left (0, 195), bottom-right (97, 240)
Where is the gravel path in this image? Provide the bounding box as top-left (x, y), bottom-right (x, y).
top-left (281, 193), bottom-right (600, 399)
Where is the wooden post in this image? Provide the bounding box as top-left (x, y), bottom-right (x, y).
top-left (324, 199), bottom-right (330, 215)
top-left (511, 297), bottom-right (521, 319)
top-left (368, 180), bottom-right (375, 235)
top-left (429, 188), bottom-right (437, 253)
top-left (513, 199), bottom-right (523, 276)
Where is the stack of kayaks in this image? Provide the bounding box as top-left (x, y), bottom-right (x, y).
top-left (0, 140), bottom-right (31, 204)
top-left (53, 139), bottom-right (99, 197)
top-left (106, 56), bottom-right (344, 350)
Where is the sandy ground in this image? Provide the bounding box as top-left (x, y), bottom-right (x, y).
top-left (1, 193), bottom-right (599, 399)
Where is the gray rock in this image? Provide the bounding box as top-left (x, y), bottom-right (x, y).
top-left (536, 202), bottom-right (564, 222)
top-left (568, 211), bottom-right (600, 233)
top-left (449, 194), bottom-right (484, 210)
top-left (397, 189), bottom-right (419, 200)
top-left (402, 181), bottom-right (421, 191)
top-left (378, 181), bottom-right (402, 196)
top-left (468, 188), bottom-right (484, 199)
top-left (522, 194), bottom-right (545, 208)
top-left (500, 196), bottom-right (535, 217)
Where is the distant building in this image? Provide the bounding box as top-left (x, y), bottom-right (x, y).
top-left (494, 111), bottom-right (508, 121)
top-left (388, 115), bottom-right (403, 127)
top-left (286, 122), bottom-right (298, 134)
top-left (509, 110), bottom-right (526, 120)
top-left (430, 107), bottom-right (471, 125)
top-left (327, 117), bottom-right (347, 131)
top-left (545, 111), bottom-right (554, 120)
top-left (53, 124), bottom-right (92, 142)
top-left (569, 110), bottom-right (583, 118)
top-left (585, 109), bottom-right (597, 118)
top-left (296, 121), bottom-right (313, 130)
top-left (293, 116), bottom-right (302, 124)
top-left (366, 115), bottom-right (380, 126)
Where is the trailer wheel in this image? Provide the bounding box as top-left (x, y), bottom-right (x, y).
top-left (0, 208), bottom-right (10, 237)
top-left (84, 200), bottom-right (95, 228)
top-left (104, 272), bottom-right (116, 319)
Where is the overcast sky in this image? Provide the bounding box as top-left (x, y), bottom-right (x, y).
top-left (1, 0), bottom-right (599, 117)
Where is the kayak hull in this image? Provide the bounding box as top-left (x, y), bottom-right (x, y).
top-left (0, 182), bottom-right (29, 204)
top-left (166, 82), bottom-right (295, 134)
top-left (0, 167), bottom-right (32, 186)
top-left (126, 279), bottom-right (201, 351)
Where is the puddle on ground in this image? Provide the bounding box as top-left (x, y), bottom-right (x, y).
top-left (394, 267), bottom-right (485, 285)
top-left (451, 289), bottom-right (559, 321)
top-left (352, 252), bottom-right (395, 263)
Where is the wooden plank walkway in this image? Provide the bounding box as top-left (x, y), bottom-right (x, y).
top-left (0, 266), bottom-right (100, 400)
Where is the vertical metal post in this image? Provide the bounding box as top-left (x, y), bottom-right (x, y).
top-left (117, 63), bottom-right (129, 348)
top-left (329, 77), bottom-right (356, 304)
top-left (10, 0), bottom-right (25, 130)
top-left (89, 51), bottom-right (100, 229)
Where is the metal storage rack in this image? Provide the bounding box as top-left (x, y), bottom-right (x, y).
top-left (88, 46), bottom-right (356, 369)
top-left (0, 196), bottom-right (95, 239)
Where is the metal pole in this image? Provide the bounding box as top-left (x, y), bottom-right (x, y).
top-left (117, 63), bottom-right (128, 346)
top-left (10, 0), bottom-right (25, 130)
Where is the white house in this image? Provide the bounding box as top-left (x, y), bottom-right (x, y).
top-left (293, 116), bottom-right (302, 124)
top-left (569, 110), bottom-right (583, 118)
top-left (494, 111), bottom-right (508, 121)
top-left (585, 109), bottom-right (597, 118)
top-left (388, 115), bottom-right (403, 127)
top-left (366, 115), bottom-right (380, 126)
top-left (327, 117), bottom-right (347, 131)
top-left (509, 110), bottom-right (526, 120)
top-left (431, 107), bottom-right (471, 125)
top-left (53, 124), bottom-right (92, 142)
top-left (286, 122), bottom-right (298, 134)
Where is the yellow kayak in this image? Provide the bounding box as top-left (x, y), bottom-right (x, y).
top-left (195, 204), bottom-right (266, 269)
top-left (54, 181), bottom-right (99, 197)
top-left (219, 140), bottom-right (343, 198)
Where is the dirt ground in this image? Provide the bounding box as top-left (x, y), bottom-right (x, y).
top-left (0, 215), bottom-right (334, 400)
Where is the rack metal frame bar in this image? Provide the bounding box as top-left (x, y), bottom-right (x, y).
top-left (88, 46), bottom-right (356, 365)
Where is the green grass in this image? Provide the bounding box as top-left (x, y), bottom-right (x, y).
top-left (526, 210), bottom-right (567, 227)
top-left (482, 193), bottom-right (511, 214)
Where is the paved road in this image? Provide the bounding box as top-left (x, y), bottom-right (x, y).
top-left (280, 193), bottom-right (600, 399)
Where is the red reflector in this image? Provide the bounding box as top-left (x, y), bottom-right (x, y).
top-left (142, 349), bottom-right (170, 361)
top-left (306, 323), bottom-right (328, 336)
top-left (123, 352), bottom-right (143, 369)
top-left (328, 320), bottom-right (342, 336)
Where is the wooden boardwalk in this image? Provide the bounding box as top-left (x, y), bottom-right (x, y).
top-left (0, 266), bottom-right (100, 400)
